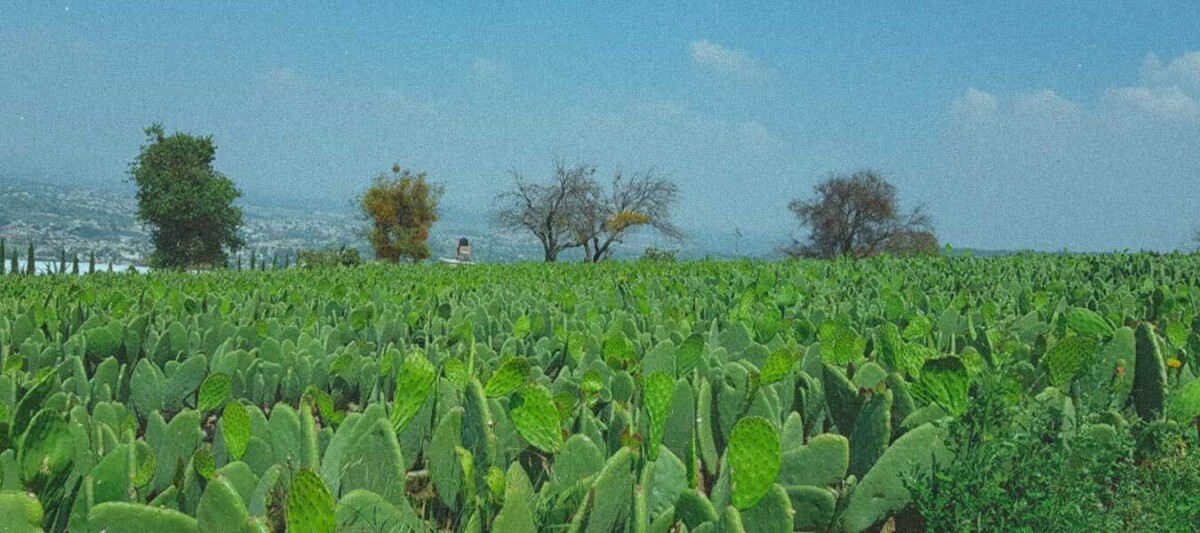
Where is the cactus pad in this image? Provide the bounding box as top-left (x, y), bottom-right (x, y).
top-left (644, 371), bottom-right (675, 460)
top-left (484, 357), bottom-right (531, 398)
top-left (510, 384), bottom-right (563, 453)
top-left (221, 402), bottom-right (251, 461)
top-left (197, 373), bottom-right (232, 412)
top-left (727, 416), bottom-right (781, 511)
top-left (391, 351), bottom-right (435, 432)
top-left (286, 468), bottom-right (335, 533)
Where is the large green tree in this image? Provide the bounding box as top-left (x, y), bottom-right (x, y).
top-left (129, 124), bottom-right (244, 269)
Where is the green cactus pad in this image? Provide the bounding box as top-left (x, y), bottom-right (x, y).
top-left (1064, 307), bottom-right (1113, 338)
top-left (841, 423), bottom-right (950, 532)
top-left (676, 488), bottom-right (719, 529)
top-left (727, 416), bottom-right (781, 511)
top-left (0, 491), bottom-right (43, 533)
top-left (786, 485), bottom-right (836, 531)
top-left (340, 418), bottom-right (407, 506)
top-left (779, 433), bottom-right (848, 488)
top-left (192, 445), bottom-right (215, 480)
top-left (739, 483), bottom-right (793, 533)
top-left (429, 407), bottom-right (464, 509)
top-left (647, 446), bottom-right (688, 520)
top-left (510, 383), bottom-right (563, 453)
top-left (644, 371), bottom-right (675, 460)
top-left (760, 346), bottom-right (799, 385)
top-left (553, 434), bottom-right (604, 488)
top-left (586, 447), bottom-right (634, 533)
top-left (822, 363), bottom-right (862, 434)
top-left (677, 334), bottom-right (706, 375)
top-left (221, 402), bottom-right (251, 461)
top-left (196, 475), bottom-right (250, 532)
top-left (851, 362), bottom-right (888, 390)
top-left (1133, 323), bottom-right (1167, 421)
top-left (17, 410), bottom-right (73, 492)
top-left (914, 356), bottom-right (969, 417)
top-left (335, 489), bottom-right (425, 533)
top-left (197, 373), bottom-right (232, 412)
top-left (1045, 336), bottom-right (1098, 387)
top-left (849, 390), bottom-right (892, 479)
top-left (391, 350), bottom-right (435, 432)
top-left (286, 468), bottom-right (335, 533)
top-left (484, 357), bottom-right (531, 398)
top-left (88, 502), bottom-right (199, 533)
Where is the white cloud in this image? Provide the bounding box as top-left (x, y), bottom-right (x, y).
top-left (689, 39), bottom-right (767, 81)
top-left (1141, 51), bottom-right (1200, 91)
top-left (938, 51), bottom-right (1200, 252)
top-left (1104, 85), bottom-right (1200, 119)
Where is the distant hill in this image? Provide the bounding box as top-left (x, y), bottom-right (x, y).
top-left (0, 176), bottom-right (782, 263)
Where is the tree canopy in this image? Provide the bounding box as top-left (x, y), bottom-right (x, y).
top-left (129, 124), bottom-right (244, 269)
top-left (360, 164), bottom-right (442, 263)
top-left (786, 170), bottom-right (932, 259)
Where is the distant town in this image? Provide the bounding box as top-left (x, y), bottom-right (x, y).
top-left (0, 177), bottom-right (759, 265)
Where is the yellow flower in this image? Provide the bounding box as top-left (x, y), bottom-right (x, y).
top-left (1167, 358), bottom-right (1182, 369)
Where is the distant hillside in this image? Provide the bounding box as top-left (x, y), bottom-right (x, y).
top-left (0, 177), bottom-right (782, 263)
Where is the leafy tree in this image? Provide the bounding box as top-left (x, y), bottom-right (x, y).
top-left (785, 170), bottom-right (931, 259)
top-left (129, 124), bottom-right (244, 269)
top-left (360, 164), bottom-right (442, 263)
top-left (571, 170), bottom-right (682, 262)
top-left (885, 230), bottom-right (941, 257)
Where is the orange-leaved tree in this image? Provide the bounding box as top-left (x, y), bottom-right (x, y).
top-left (360, 164), bottom-right (442, 263)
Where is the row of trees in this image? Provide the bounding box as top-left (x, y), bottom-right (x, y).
top-left (0, 240), bottom-right (118, 275)
top-left (126, 124), bottom-right (935, 269)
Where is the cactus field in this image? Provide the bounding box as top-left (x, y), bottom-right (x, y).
top-left (2, 255), bottom-right (1200, 531)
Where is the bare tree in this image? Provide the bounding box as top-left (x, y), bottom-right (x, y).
top-left (785, 170), bottom-right (931, 259)
top-left (573, 170), bottom-right (684, 262)
top-left (493, 162), bottom-right (597, 262)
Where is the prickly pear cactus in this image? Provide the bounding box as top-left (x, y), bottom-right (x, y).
top-left (510, 383), bottom-right (562, 453)
top-left (1133, 323), bottom-right (1167, 421)
top-left (197, 373), bottom-right (231, 412)
top-left (286, 468), bottom-right (335, 533)
top-left (849, 389), bottom-right (892, 479)
top-left (0, 491), bottom-right (43, 533)
top-left (391, 350), bottom-right (435, 432)
top-left (727, 416), bottom-right (781, 511)
top-left (88, 502), bottom-right (199, 533)
top-left (643, 371), bottom-right (675, 460)
top-left (220, 402), bottom-right (251, 462)
top-left (484, 357), bottom-right (531, 398)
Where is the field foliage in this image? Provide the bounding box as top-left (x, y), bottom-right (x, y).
top-left (1, 255), bottom-right (1199, 531)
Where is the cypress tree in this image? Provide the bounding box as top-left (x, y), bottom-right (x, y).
top-left (88, 252), bottom-right (96, 274)
top-left (59, 249), bottom-right (67, 274)
top-left (9, 250), bottom-right (17, 275)
top-left (26, 243), bottom-right (35, 275)
top-left (0, 239), bottom-right (6, 275)
top-left (236, 254), bottom-right (243, 271)
top-left (107, 260), bottom-right (114, 273)
top-left (250, 250), bottom-right (256, 270)
top-left (72, 254), bottom-right (80, 275)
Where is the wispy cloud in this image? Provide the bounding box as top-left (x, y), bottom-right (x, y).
top-left (689, 39), bottom-right (767, 82)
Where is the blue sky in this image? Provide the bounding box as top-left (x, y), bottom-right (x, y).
top-left (2, 2), bottom-right (1199, 252)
